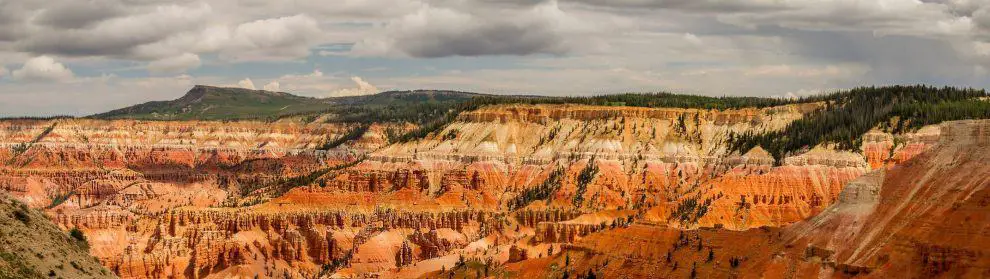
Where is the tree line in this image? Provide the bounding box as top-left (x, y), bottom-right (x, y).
top-left (728, 85), bottom-right (989, 161)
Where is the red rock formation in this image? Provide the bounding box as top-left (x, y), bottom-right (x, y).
top-left (508, 245), bottom-right (529, 263)
top-left (0, 104), bottom-right (955, 278)
top-left (395, 241), bottom-right (414, 267)
top-left (513, 120), bottom-right (990, 279)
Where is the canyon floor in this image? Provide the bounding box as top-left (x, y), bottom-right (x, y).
top-left (1, 86), bottom-right (989, 278)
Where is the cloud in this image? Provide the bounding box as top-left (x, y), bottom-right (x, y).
top-left (259, 70), bottom-right (379, 97)
top-left (683, 33), bottom-right (703, 45)
top-left (263, 80), bottom-right (280, 91)
top-left (975, 6), bottom-right (990, 37)
top-left (221, 15), bottom-right (323, 61)
top-left (718, 1), bottom-right (971, 38)
top-left (0, 1), bottom-right (32, 42)
top-left (352, 1), bottom-right (605, 57)
top-left (570, 0), bottom-right (787, 12)
top-left (147, 53), bottom-right (201, 74)
top-left (328, 76), bottom-right (379, 96)
top-left (0, 1), bottom-right (335, 74)
top-left (33, 0), bottom-right (125, 29)
top-left (11, 56), bottom-right (74, 82)
top-left (238, 78), bottom-right (256, 90)
top-left (743, 64), bottom-right (862, 78)
top-left (6, 0), bottom-right (990, 116)
top-left (20, 3), bottom-right (214, 58)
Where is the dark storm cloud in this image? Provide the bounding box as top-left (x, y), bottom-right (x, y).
top-left (776, 27), bottom-right (983, 85)
top-left (16, 2), bottom-right (212, 58)
top-left (34, 0), bottom-right (125, 29)
top-left (566, 0), bottom-right (789, 12)
top-left (352, 0), bottom-right (592, 58)
top-left (394, 17), bottom-right (568, 58)
top-left (0, 2), bottom-right (30, 42)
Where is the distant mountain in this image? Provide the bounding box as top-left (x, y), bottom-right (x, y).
top-left (92, 85), bottom-right (331, 121)
top-left (90, 86), bottom-right (491, 121)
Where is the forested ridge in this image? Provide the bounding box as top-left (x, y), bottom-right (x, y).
top-left (728, 85), bottom-right (990, 161)
top-left (383, 91), bottom-right (801, 143)
top-left (387, 85), bottom-right (990, 153)
top-left (54, 84), bottom-right (990, 157)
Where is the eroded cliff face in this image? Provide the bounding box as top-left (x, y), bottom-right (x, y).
top-left (371, 104), bottom-right (933, 231)
top-left (0, 104), bottom-right (945, 278)
top-left (0, 118), bottom-right (366, 278)
top-left (770, 120), bottom-right (990, 278)
top-left (515, 120), bottom-right (990, 279)
top-left (0, 118), bottom-right (360, 205)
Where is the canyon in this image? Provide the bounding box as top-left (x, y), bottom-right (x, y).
top-left (0, 93), bottom-right (984, 278)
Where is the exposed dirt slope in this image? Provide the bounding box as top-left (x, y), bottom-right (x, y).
top-left (0, 194), bottom-right (114, 279)
top-left (774, 119), bottom-right (990, 278)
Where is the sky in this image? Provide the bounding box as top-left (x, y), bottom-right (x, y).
top-left (1, 0), bottom-right (990, 116)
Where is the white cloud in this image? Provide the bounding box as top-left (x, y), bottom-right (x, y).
top-left (259, 70), bottom-right (378, 97)
top-left (328, 76), bottom-right (379, 96)
top-left (238, 78), bottom-right (256, 90)
top-left (11, 56), bottom-right (74, 82)
top-left (266, 69), bottom-right (332, 94)
top-left (263, 80), bottom-right (280, 91)
top-left (147, 53), bottom-right (201, 74)
top-left (221, 15), bottom-right (323, 61)
top-left (683, 33), bottom-right (703, 45)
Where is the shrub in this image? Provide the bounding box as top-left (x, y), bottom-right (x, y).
top-left (13, 204), bottom-right (30, 224)
top-left (69, 227), bottom-right (87, 243)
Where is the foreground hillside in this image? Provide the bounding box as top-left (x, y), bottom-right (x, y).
top-left (0, 85), bottom-right (988, 278)
top-left (0, 194), bottom-right (112, 278)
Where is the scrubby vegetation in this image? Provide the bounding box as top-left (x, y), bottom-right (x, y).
top-left (0, 197), bottom-right (107, 278)
top-left (572, 158), bottom-right (599, 208)
top-left (318, 124), bottom-right (370, 150)
top-left (669, 194), bottom-right (712, 224)
top-left (68, 228), bottom-right (88, 250)
top-left (235, 156), bottom-right (367, 200)
top-left (47, 191), bottom-right (74, 209)
top-left (508, 167), bottom-right (565, 210)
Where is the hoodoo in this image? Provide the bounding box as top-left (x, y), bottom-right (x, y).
top-left (2, 85), bottom-right (990, 278)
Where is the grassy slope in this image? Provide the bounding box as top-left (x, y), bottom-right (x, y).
top-left (0, 194), bottom-right (113, 279)
top-left (90, 86), bottom-right (489, 122)
top-left (92, 85), bottom-right (330, 121)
